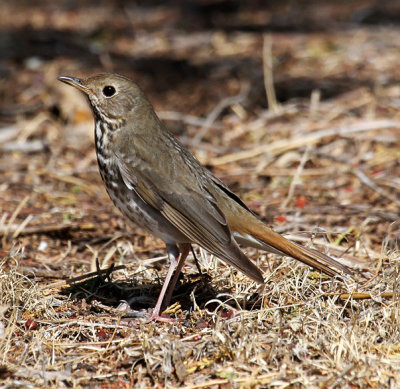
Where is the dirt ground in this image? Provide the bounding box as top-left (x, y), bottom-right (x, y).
top-left (1, 1), bottom-right (400, 388)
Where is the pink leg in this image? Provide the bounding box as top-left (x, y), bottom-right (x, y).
top-left (161, 244), bottom-right (191, 312)
top-left (150, 243), bottom-right (191, 321)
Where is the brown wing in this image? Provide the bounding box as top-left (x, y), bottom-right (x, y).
top-left (116, 152), bottom-right (264, 283)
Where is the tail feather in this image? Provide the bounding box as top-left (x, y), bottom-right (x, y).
top-left (235, 221), bottom-right (352, 276)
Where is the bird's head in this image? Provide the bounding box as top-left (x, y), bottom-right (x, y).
top-left (58, 73), bottom-right (150, 123)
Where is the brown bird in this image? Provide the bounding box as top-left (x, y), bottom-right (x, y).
top-left (58, 73), bottom-right (351, 320)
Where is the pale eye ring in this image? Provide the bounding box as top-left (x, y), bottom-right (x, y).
top-left (102, 85), bottom-right (116, 97)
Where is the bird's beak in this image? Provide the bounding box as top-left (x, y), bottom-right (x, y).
top-left (57, 76), bottom-right (94, 95)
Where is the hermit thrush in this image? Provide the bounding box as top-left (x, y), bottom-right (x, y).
top-left (58, 73), bottom-right (351, 320)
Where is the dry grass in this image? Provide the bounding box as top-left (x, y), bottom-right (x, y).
top-left (1, 247), bottom-right (400, 387)
top-left (1, 1), bottom-right (400, 387)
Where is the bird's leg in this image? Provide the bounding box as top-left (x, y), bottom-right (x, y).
top-left (161, 243), bottom-right (191, 313)
top-left (150, 243), bottom-right (191, 321)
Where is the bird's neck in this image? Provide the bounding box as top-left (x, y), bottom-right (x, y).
top-left (94, 118), bottom-right (122, 154)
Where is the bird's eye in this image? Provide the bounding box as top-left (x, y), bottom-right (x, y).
top-left (102, 85), bottom-right (116, 97)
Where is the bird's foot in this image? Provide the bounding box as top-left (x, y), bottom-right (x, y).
top-left (116, 300), bottom-right (179, 322)
top-left (149, 311), bottom-right (175, 322)
top-left (116, 301), bottom-right (148, 322)
top-left (149, 301), bottom-right (182, 322)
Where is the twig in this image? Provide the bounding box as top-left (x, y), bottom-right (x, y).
top-left (263, 34), bottom-right (280, 114)
top-left (281, 144), bottom-right (311, 209)
top-left (353, 168), bottom-right (400, 206)
top-left (1, 140), bottom-right (47, 153)
top-left (310, 89), bottom-right (321, 120)
top-left (38, 264), bottom-right (126, 291)
top-left (34, 169), bottom-right (98, 195)
top-left (193, 82), bottom-right (250, 145)
top-left (180, 373), bottom-right (278, 389)
top-left (158, 111), bottom-right (222, 129)
top-left (66, 264), bottom-right (126, 285)
top-left (0, 125), bottom-right (18, 143)
top-left (12, 214), bottom-right (33, 239)
top-left (0, 221), bottom-right (95, 237)
top-left (210, 119), bottom-right (400, 165)
top-left (17, 112), bottom-right (49, 142)
top-left (45, 320), bottom-right (130, 330)
top-left (106, 316), bottom-right (122, 350)
top-left (1, 195), bottom-right (30, 246)
top-left (325, 363), bottom-right (357, 389)
top-left (324, 292), bottom-right (393, 300)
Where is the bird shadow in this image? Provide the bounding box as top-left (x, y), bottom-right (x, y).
top-left (60, 264), bottom-right (263, 315)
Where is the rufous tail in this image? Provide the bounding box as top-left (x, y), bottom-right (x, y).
top-left (238, 220), bottom-right (352, 276)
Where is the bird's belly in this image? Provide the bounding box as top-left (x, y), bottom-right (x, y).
top-left (95, 145), bottom-right (190, 245)
top-left (104, 176), bottom-right (189, 245)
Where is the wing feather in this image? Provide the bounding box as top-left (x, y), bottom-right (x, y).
top-left (116, 154), bottom-right (264, 283)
